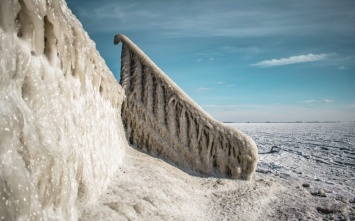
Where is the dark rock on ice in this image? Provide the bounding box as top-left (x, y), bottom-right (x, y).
top-left (270, 146), bottom-right (281, 153)
top-left (316, 203), bottom-right (345, 214)
top-left (256, 168), bottom-right (272, 174)
top-left (302, 183), bottom-right (310, 188)
top-left (258, 146), bottom-right (281, 154)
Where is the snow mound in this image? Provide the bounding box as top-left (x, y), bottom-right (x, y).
top-left (114, 34), bottom-right (258, 180)
top-left (0, 0), bottom-right (126, 220)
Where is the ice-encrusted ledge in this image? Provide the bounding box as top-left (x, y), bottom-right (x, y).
top-left (114, 34), bottom-right (258, 180)
top-left (0, 1), bottom-right (126, 220)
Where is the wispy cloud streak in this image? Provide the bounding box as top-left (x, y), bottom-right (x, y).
top-left (322, 99), bottom-right (334, 103)
top-left (303, 99), bottom-right (334, 104)
top-left (303, 100), bottom-right (317, 103)
top-left (73, 0), bottom-right (355, 38)
top-left (196, 87), bottom-right (213, 93)
top-left (251, 54), bottom-right (331, 67)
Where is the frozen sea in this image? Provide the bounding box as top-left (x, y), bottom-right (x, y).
top-left (229, 122), bottom-right (355, 198)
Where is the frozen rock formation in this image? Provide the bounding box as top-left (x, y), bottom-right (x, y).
top-left (0, 0), bottom-right (126, 220)
top-left (0, 0), bottom-right (258, 219)
top-left (114, 34), bottom-right (258, 180)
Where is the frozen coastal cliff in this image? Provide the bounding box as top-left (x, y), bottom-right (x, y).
top-left (114, 34), bottom-right (258, 180)
top-left (0, 0), bottom-right (126, 219)
top-left (0, 0), bottom-right (258, 220)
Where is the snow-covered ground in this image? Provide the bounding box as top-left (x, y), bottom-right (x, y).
top-left (80, 123), bottom-right (354, 220)
top-left (231, 122), bottom-right (355, 198)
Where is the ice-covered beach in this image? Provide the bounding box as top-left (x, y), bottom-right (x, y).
top-left (1, 0), bottom-right (354, 220)
top-left (233, 122), bottom-right (355, 193)
top-left (79, 122), bottom-right (355, 220)
top-left (81, 122), bottom-right (355, 220)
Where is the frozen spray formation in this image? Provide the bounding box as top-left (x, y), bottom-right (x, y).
top-left (114, 34), bottom-right (258, 180)
top-left (0, 0), bottom-right (126, 220)
top-left (0, 0), bottom-right (259, 219)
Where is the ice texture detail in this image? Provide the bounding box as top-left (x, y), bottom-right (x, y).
top-left (114, 34), bottom-right (258, 180)
top-left (0, 0), bottom-right (126, 220)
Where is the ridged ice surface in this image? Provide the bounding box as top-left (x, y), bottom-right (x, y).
top-left (114, 34), bottom-right (258, 180)
top-left (80, 122), bottom-right (355, 220)
top-left (230, 122), bottom-right (355, 196)
top-left (0, 0), bottom-right (126, 220)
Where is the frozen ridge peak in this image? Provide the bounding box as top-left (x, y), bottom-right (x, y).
top-left (114, 34), bottom-right (258, 180)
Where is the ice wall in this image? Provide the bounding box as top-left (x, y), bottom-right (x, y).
top-left (0, 0), bottom-right (126, 220)
top-left (114, 34), bottom-right (258, 180)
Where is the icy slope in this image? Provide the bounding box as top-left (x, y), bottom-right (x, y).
top-left (114, 34), bottom-right (258, 180)
top-left (81, 145), bottom-right (279, 221)
top-left (0, 0), bottom-right (126, 220)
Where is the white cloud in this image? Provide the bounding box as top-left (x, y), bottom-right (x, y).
top-left (195, 56), bottom-right (214, 63)
top-left (251, 53), bottom-right (331, 67)
top-left (303, 99), bottom-right (334, 104)
top-left (72, 0), bottom-right (355, 40)
top-left (214, 82), bottom-right (234, 87)
top-left (303, 99), bottom-right (317, 103)
top-left (322, 99), bottom-right (334, 103)
top-left (337, 66), bottom-right (347, 70)
top-left (196, 87), bottom-right (213, 93)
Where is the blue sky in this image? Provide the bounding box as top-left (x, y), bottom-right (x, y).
top-left (66, 0), bottom-right (355, 122)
